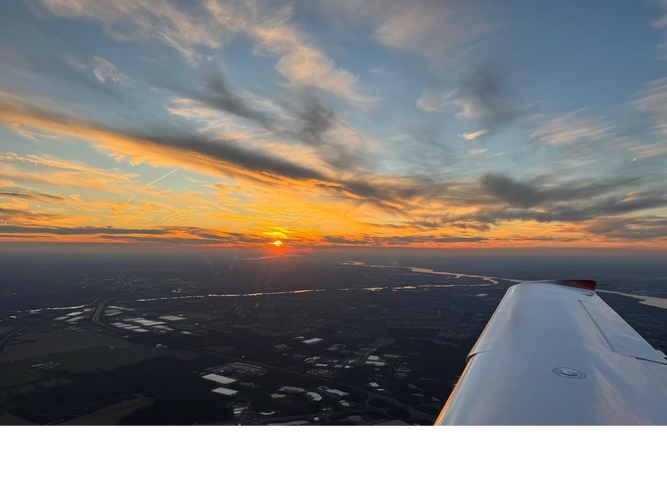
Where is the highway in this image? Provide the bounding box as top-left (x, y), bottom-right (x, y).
top-left (0, 325), bottom-right (27, 359)
top-left (91, 268), bottom-right (136, 325)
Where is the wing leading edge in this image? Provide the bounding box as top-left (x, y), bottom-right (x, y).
top-left (435, 280), bottom-right (667, 425)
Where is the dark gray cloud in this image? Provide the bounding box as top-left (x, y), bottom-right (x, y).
top-left (139, 134), bottom-right (331, 183)
top-left (101, 235), bottom-right (230, 245)
top-left (0, 191), bottom-right (67, 202)
top-left (403, 123), bottom-right (451, 153)
top-left (0, 225), bottom-right (168, 235)
top-left (84, 228), bottom-right (275, 246)
top-left (176, 76), bottom-right (369, 172)
top-left (188, 72), bottom-right (272, 125)
top-left (322, 236), bottom-right (366, 244)
top-left (0, 224), bottom-right (279, 246)
top-left (430, 236), bottom-right (486, 243)
top-left (163, 226), bottom-right (265, 243)
top-left (479, 173), bottom-right (637, 209)
top-left (282, 91), bottom-right (368, 172)
top-left (431, 172), bottom-right (667, 227)
top-left (521, 192), bottom-right (667, 223)
top-left (442, 191), bottom-right (667, 225)
top-left (460, 64), bottom-right (519, 132)
top-left (449, 222), bottom-right (492, 232)
top-left (548, 192), bottom-right (667, 221)
top-left (584, 216), bottom-right (667, 240)
top-left (409, 220), bottom-right (439, 228)
top-left (322, 234), bottom-right (486, 245)
top-left (294, 94), bottom-right (336, 146)
top-left (176, 72), bottom-right (339, 144)
top-left (0, 206), bottom-right (66, 222)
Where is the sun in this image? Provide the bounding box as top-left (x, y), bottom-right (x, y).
top-left (273, 240), bottom-right (283, 247)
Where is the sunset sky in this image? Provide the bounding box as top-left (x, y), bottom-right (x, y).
top-left (2, 0), bottom-right (667, 250)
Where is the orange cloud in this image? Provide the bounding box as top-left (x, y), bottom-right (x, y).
top-left (2, 94), bottom-right (667, 249)
top-left (0, 165), bottom-right (130, 193)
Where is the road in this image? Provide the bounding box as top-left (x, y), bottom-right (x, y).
top-left (91, 268), bottom-right (136, 325)
top-left (0, 325), bottom-right (27, 359)
top-left (1, 268), bottom-right (133, 360)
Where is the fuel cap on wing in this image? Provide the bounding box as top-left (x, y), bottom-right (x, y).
top-left (553, 367), bottom-right (586, 379)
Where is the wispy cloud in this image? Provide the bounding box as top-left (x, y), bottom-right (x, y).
top-left (634, 77), bottom-right (667, 135)
top-left (36, 0), bottom-right (373, 106)
top-left (459, 130), bottom-right (488, 140)
top-left (416, 65), bottom-right (520, 134)
top-left (92, 56), bottom-right (133, 84)
top-left (0, 152), bottom-right (137, 182)
top-left (0, 205), bottom-right (94, 226)
top-left (0, 152), bottom-right (137, 193)
top-left (0, 190), bottom-right (67, 203)
top-left (33, 0), bottom-right (226, 64)
top-left (0, 46), bottom-right (117, 98)
top-left (228, 2), bottom-right (377, 107)
top-left (416, 90), bottom-right (457, 113)
top-left (651, 4), bottom-right (667, 60)
top-left (529, 111), bottom-right (614, 146)
top-left (321, 0), bottom-right (496, 66)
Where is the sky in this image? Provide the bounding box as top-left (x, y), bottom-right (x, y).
top-left (2, 0), bottom-right (667, 251)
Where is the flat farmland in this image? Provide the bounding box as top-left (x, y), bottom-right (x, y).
top-left (0, 329), bottom-right (132, 363)
top-left (0, 344), bottom-right (201, 390)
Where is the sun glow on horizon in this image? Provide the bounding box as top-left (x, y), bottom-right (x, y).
top-left (273, 240), bottom-right (283, 247)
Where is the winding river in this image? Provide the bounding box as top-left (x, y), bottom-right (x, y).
top-left (11, 261), bottom-right (667, 313)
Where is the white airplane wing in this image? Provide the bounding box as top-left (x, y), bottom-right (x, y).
top-left (435, 280), bottom-right (667, 425)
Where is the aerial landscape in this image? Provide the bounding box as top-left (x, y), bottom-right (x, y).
top-left (2, 0), bottom-right (667, 429)
top-left (1, 251), bottom-right (665, 425)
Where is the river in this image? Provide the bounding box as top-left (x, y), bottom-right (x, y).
top-left (12, 262), bottom-right (667, 312)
